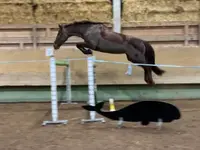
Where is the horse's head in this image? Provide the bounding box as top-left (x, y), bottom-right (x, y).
top-left (53, 24), bottom-right (69, 50)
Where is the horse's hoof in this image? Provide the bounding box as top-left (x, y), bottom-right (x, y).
top-left (146, 81), bottom-right (155, 85)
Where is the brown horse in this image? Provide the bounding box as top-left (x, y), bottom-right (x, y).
top-left (53, 20), bottom-right (165, 85)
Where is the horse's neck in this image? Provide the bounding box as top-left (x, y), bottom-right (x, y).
top-left (68, 32), bottom-right (82, 38)
top-left (67, 25), bottom-right (89, 38)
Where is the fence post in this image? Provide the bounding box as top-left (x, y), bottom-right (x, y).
top-left (32, 24), bottom-right (37, 49)
top-left (113, 0), bottom-right (121, 33)
top-left (184, 24), bottom-right (189, 46)
top-left (198, 24), bottom-right (200, 46)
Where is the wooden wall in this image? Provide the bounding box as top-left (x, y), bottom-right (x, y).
top-left (0, 46), bottom-right (200, 86)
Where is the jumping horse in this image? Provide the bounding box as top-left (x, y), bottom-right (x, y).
top-left (53, 20), bottom-right (165, 85)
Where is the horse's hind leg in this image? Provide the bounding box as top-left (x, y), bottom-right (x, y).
top-left (141, 66), bottom-right (155, 85)
top-left (125, 50), bottom-right (155, 85)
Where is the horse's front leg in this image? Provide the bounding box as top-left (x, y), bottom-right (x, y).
top-left (76, 43), bottom-right (93, 55)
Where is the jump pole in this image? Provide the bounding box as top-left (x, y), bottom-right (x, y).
top-left (81, 56), bottom-right (105, 123)
top-left (113, 0), bottom-right (132, 75)
top-left (42, 48), bottom-right (68, 126)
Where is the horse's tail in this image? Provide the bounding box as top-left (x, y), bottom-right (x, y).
top-left (82, 102), bottom-right (104, 112)
top-left (144, 41), bottom-right (165, 76)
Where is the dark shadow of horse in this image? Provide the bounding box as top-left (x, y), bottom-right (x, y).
top-left (53, 20), bottom-right (166, 85)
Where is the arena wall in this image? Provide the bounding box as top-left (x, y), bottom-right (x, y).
top-left (0, 47), bottom-right (199, 86)
top-left (0, 0), bottom-right (199, 24)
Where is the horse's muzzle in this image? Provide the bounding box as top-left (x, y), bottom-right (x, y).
top-left (53, 44), bottom-right (59, 50)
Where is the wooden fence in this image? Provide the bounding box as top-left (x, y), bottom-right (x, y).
top-left (0, 21), bottom-right (199, 50)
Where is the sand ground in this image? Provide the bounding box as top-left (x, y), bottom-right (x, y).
top-left (0, 100), bottom-right (200, 150)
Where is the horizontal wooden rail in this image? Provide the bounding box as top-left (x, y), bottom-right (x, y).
top-left (0, 21), bottom-right (198, 28)
top-left (0, 34), bottom-right (198, 44)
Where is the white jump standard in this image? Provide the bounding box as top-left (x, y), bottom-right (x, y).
top-left (81, 56), bottom-right (105, 123)
top-left (42, 48), bottom-right (68, 126)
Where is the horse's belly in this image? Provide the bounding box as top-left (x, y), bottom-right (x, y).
top-left (97, 39), bottom-right (125, 54)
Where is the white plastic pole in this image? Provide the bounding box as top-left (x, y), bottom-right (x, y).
top-left (113, 0), bottom-right (121, 33)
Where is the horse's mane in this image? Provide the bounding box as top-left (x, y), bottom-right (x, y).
top-left (64, 20), bottom-right (106, 27)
